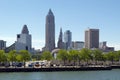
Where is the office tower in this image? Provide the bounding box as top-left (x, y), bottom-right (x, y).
top-left (0, 40), bottom-right (6, 50)
top-left (15, 25), bottom-right (32, 52)
top-left (57, 28), bottom-right (64, 49)
top-left (45, 9), bottom-right (55, 51)
top-left (64, 30), bottom-right (72, 50)
top-left (85, 28), bottom-right (99, 49)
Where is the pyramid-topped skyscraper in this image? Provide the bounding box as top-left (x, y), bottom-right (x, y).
top-left (45, 9), bottom-right (55, 51)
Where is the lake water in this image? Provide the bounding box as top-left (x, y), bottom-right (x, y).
top-left (0, 69), bottom-right (120, 80)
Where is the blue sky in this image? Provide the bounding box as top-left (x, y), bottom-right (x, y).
top-left (0, 0), bottom-right (120, 50)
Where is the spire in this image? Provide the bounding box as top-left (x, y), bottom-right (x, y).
top-left (59, 27), bottom-right (63, 41)
top-left (21, 24), bottom-right (29, 34)
top-left (57, 28), bottom-right (63, 49)
top-left (48, 9), bottom-right (53, 15)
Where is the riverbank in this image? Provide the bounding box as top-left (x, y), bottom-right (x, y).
top-left (0, 66), bottom-right (113, 72)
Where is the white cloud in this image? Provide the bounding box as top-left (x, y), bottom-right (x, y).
top-left (108, 43), bottom-right (120, 51)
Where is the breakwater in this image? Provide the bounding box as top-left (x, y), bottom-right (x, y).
top-left (0, 66), bottom-right (112, 72)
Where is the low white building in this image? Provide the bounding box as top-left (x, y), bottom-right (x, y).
top-left (72, 41), bottom-right (84, 50)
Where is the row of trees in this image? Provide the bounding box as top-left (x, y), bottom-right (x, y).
top-left (56, 49), bottom-right (120, 65)
top-left (1, 48), bottom-right (120, 66)
top-left (0, 50), bottom-right (53, 67)
top-left (0, 50), bottom-right (31, 67)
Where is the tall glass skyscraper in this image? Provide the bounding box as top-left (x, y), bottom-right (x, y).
top-left (45, 9), bottom-right (55, 51)
top-left (64, 30), bottom-right (72, 50)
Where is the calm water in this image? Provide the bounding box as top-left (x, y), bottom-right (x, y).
top-left (0, 69), bottom-right (120, 80)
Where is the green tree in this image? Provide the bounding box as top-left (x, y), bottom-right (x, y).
top-left (107, 51), bottom-right (116, 64)
top-left (92, 49), bottom-right (103, 61)
top-left (57, 49), bottom-right (68, 65)
top-left (0, 50), bottom-right (7, 63)
top-left (80, 48), bottom-right (92, 63)
top-left (117, 50), bottom-right (120, 62)
top-left (7, 50), bottom-right (17, 64)
top-left (68, 50), bottom-right (79, 66)
top-left (16, 54), bottom-right (23, 62)
top-left (41, 51), bottom-right (53, 61)
top-left (19, 50), bottom-right (31, 67)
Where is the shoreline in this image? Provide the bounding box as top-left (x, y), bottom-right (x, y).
top-left (0, 66), bottom-right (114, 72)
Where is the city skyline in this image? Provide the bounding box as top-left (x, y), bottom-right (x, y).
top-left (0, 0), bottom-right (120, 50)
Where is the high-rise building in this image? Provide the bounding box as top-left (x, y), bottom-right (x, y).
top-left (85, 28), bottom-right (99, 49)
top-left (45, 9), bottom-right (55, 51)
top-left (0, 40), bottom-right (6, 50)
top-left (15, 25), bottom-right (32, 52)
top-left (57, 28), bottom-right (64, 49)
top-left (64, 30), bottom-right (72, 50)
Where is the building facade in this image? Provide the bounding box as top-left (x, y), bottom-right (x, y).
top-left (64, 30), bottom-right (72, 50)
top-left (0, 40), bottom-right (6, 50)
top-left (72, 41), bottom-right (84, 50)
top-left (15, 25), bottom-right (32, 52)
top-left (85, 28), bottom-right (99, 49)
top-left (45, 9), bottom-right (55, 51)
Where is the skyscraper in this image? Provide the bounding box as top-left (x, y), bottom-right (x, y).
top-left (64, 30), bottom-right (72, 50)
top-left (45, 9), bottom-right (55, 51)
top-left (57, 28), bottom-right (64, 49)
top-left (85, 28), bottom-right (99, 49)
top-left (15, 25), bottom-right (32, 52)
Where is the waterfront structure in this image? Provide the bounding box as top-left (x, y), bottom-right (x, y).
top-left (0, 40), bottom-right (6, 50)
top-left (72, 41), bottom-right (84, 50)
top-left (64, 30), bottom-right (72, 50)
top-left (15, 25), bottom-right (32, 52)
top-left (57, 28), bottom-right (64, 49)
top-left (45, 9), bottom-right (55, 51)
top-left (85, 28), bottom-right (99, 49)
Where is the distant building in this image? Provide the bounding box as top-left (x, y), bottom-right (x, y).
top-left (5, 25), bottom-right (33, 53)
top-left (15, 25), bottom-right (32, 52)
top-left (57, 28), bottom-right (64, 49)
top-left (0, 40), bottom-right (6, 50)
top-left (99, 41), bottom-right (114, 52)
top-left (72, 41), bottom-right (84, 50)
top-left (64, 30), bottom-right (72, 50)
top-left (45, 9), bottom-right (55, 52)
top-left (85, 28), bottom-right (99, 49)
top-left (99, 41), bottom-right (107, 50)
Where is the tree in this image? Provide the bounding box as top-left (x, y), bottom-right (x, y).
top-left (41, 51), bottom-right (53, 61)
top-left (7, 50), bottom-right (17, 64)
top-left (57, 49), bottom-right (68, 65)
top-left (117, 50), bottom-right (120, 62)
top-left (68, 50), bottom-right (79, 66)
top-left (80, 48), bottom-right (92, 63)
top-left (92, 49), bottom-right (103, 62)
top-left (16, 54), bottom-right (23, 62)
top-left (107, 51), bottom-right (116, 64)
top-left (19, 50), bottom-right (31, 67)
top-left (0, 50), bottom-right (7, 63)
